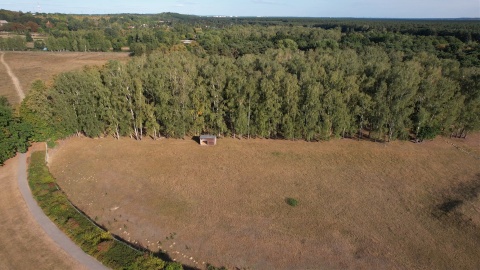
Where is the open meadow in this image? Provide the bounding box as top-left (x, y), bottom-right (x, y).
top-left (0, 51), bottom-right (130, 104)
top-left (48, 135), bottom-right (480, 269)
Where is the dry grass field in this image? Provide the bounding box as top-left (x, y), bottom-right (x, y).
top-left (48, 135), bottom-right (480, 270)
top-left (0, 153), bottom-right (85, 270)
top-left (0, 51), bottom-right (130, 104)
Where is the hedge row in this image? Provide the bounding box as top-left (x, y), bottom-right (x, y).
top-left (28, 151), bottom-right (184, 270)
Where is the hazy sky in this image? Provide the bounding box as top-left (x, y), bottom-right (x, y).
top-left (2, 0), bottom-right (479, 18)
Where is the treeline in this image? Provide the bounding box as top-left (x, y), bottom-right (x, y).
top-left (20, 46), bottom-right (479, 143)
top-left (126, 25), bottom-right (480, 67)
top-left (1, 9), bottom-right (479, 67)
top-left (0, 97), bottom-right (31, 164)
top-left (0, 36), bottom-right (26, 51)
top-left (43, 31), bottom-right (112, 52)
top-left (0, 9), bottom-right (40, 32)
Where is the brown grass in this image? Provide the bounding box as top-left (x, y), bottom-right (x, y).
top-left (0, 153), bottom-right (85, 270)
top-left (48, 135), bottom-right (480, 270)
top-left (0, 51), bottom-right (130, 104)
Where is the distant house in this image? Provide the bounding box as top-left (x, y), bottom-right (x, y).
top-left (181, 39), bottom-right (194, 44)
top-left (0, 20), bottom-right (8, 26)
top-left (199, 135), bottom-right (216, 146)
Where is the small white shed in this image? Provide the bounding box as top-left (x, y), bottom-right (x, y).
top-left (199, 135), bottom-right (216, 146)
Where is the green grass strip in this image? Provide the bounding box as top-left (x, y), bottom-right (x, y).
top-left (28, 151), bottom-right (183, 270)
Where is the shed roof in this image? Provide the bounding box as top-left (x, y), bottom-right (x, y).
top-left (200, 134), bottom-right (216, 139)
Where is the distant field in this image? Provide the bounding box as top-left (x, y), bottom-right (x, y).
top-left (48, 135), bottom-right (480, 269)
top-left (0, 51), bottom-right (130, 104)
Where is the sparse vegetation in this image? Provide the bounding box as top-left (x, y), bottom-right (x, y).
top-left (49, 135), bottom-right (480, 269)
top-left (286, 197), bottom-right (298, 207)
top-left (28, 150), bottom-right (183, 270)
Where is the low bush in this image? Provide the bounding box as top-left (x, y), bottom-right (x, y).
top-left (286, 197), bottom-right (299, 207)
top-left (417, 125), bottom-right (441, 141)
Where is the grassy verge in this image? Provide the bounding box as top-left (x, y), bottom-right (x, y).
top-left (28, 151), bottom-right (184, 270)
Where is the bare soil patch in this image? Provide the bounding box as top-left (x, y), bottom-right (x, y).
top-left (48, 136), bottom-right (480, 270)
top-left (0, 153), bottom-right (85, 270)
top-left (0, 51), bottom-right (130, 104)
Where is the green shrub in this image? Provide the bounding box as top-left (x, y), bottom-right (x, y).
top-left (417, 125), bottom-right (441, 141)
top-left (103, 242), bottom-right (140, 268)
top-left (286, 197), bottom-right (298, 207)
top-left (130, 254), bottom-right (166, 270)
top-left (165, 262), bottom-right (183, 270)
top-left (47, 140), bottom-right (56, 148)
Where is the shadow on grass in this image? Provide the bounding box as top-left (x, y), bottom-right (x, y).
top-left (432, 174), bottom-right (480, 219)
top-left (191, 136), bottom-right (200, 144)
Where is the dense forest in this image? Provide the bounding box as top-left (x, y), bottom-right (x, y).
top-left (20, 47), bottom-right (479, 142)
top-left (1, 9), bottom-right (479, 164)
top-left (0, 97), bottom-right (31, 164)
top-left (0, 9), bottom-right (479, 66)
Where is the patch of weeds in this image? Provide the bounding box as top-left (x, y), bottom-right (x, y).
top-left (165, 262), bottom-right (183, 270)
top-left (166, 232), bottom-right (176, 240)
top-left (272, 151), bottom-right (282, 157)
top-left (103, 241), bottom-right (139, 268)
top-left (207, 264), bottom-right (228, 270)
top-left (286, 197), bottom-right (299, 207)
top-left (46, 140), bottom-right (56, 148)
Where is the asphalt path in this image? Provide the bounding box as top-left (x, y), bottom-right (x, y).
top-left (1, 50), bottom-right (108, 269)
top-left (17, 152), bottom-right (110, 270)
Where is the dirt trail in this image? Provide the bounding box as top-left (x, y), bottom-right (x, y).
top-left (1, 52), bottom-right (25, 101)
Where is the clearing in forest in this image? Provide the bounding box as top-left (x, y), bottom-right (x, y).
top-left (48, 135), bottom-right (480, 270)
top-left (0, 51), bottom-right (130, 104)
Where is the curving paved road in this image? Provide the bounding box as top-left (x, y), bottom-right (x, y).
top-left (16, 152), bottom-right (109, 270)
top-left (1, 51), bottom-right (109, 269)
top-left (0, 154), bottom-right (83, 269)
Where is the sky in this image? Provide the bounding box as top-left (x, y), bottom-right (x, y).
top-left (1, 0), bottom-right (479, 18)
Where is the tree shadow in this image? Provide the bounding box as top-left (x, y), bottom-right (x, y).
top-left (191, 136), bottom-right (200, 144)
